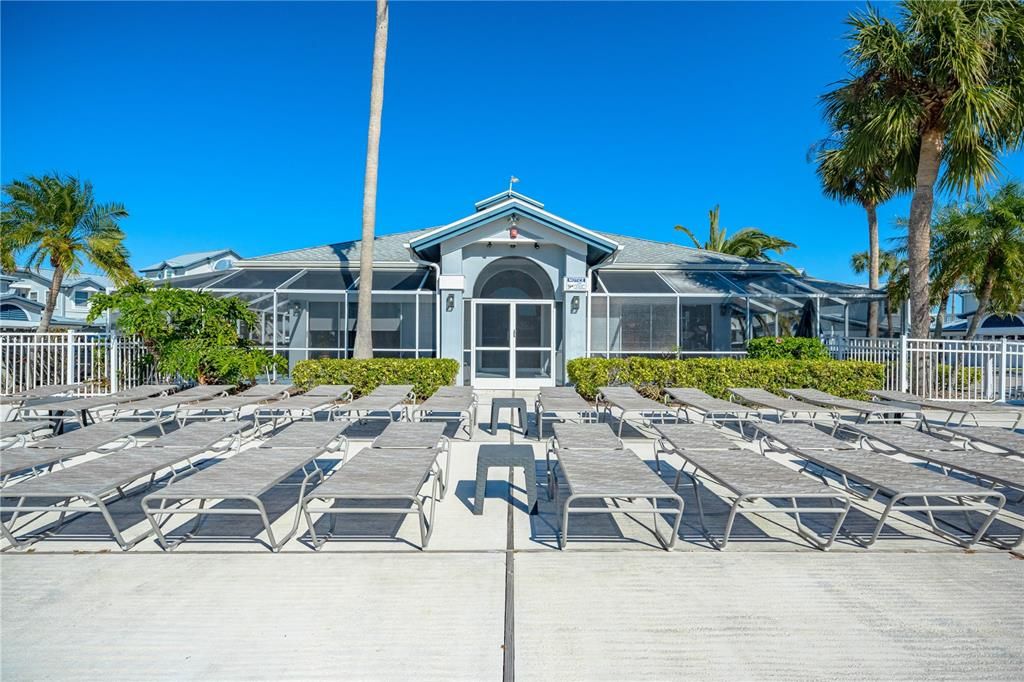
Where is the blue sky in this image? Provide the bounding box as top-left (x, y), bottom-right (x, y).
top-left (3, 1), bottom-right (1021, 281)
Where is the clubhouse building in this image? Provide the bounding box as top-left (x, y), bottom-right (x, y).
top-left (171, 191), bottom-right (885, 387)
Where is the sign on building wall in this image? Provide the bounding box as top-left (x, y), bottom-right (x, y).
top-left (563, 276), bottom-right (587, 292)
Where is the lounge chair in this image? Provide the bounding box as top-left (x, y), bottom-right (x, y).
top-left (940, 425), bottom-right (1024, 457)
top-left (728, 388), bottom-right (837, 423)
top-left (300, 422), bottom-right (449, 550)
top-left (175, 383), bottom-right (293, 423)
top-left (545, 422), bottom-right (624, 491)
top-left (408, 386), bottom-right (477, 438)
top-left (783, 388), bottom-right (918, 428)
top-left (656, 424), bottom-right (851, 550)
top-left (0, 421), bottom-right (51, 450)
top-left (664, 387), bottom-right (763, 436)
top-left (1, 384), bottom-right (81, 417)
top-left (868, 390), bottom-right (1024, 429)
top-left (755, 423), bottom-right (1006, 548)
top-left (334, 384), bottom-right (414, 424)
top-left (111, 385), bottom-right (234, 424)
top-left (19, 384), bottom-right (180, 428)
top-left (0, 422), bottom-right (244, 550)
top-left (595, 386), bottom-right (677, 437)
top-left (652, 422), bottom-right (743, 473)
top-left (546, 446), bottom-right (684, 549)
top-left (141, 420), bottom-right (349, 551)
top-left (254, 384), bottom-right (354, 428)
top-left (1, 420), bottom-right (159, 484)
top-left (533, 387), bottom-right (598, 441)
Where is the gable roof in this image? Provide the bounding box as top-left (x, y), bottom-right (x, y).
top-left (241, 228), bottom-right (436, 267)
top-left (2, 269), bottom-right (114, 290)
top-left (140, 249), bottom-right (239, 272)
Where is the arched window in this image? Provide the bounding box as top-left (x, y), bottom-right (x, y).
top-left (0, 304), bottom-right (29, 321)
top-left (981, 314), bottom-right (1024, 329)
top-left (213, 258), bottom-right (233, 271)
top-left (474, 257), bottom-right (553, 299)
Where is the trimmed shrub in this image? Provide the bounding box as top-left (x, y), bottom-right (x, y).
top-left (746, 336), bottom-right (830, 360)
top-left (566, 356), bottom-right (884, 401)
top-left (291, 358), bottom-right (460, 398)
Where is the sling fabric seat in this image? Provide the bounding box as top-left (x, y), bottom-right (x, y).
top-left (112, 385), bottom-right (234, 421)
top-left (665, 387), bottom-right (763, 435)
top-left (942, 425), bottom-right (1024, 456)
top-left (868, 390), bottom-right (1024, 429)
top-left (3, 383), bottom-right (81, 401)
top-left (408, 386), bottom-right (477, 438)
top-left (254, 385), bottom-right (353, 426)
top-left (176, 383), bottom-right (293, 422)
top-left (301, 446), bottom-right (446, 550)
top-left (669, 447), bottom-right (851, 550)
top-left (370, 421), bottom-right (450, 489)
top-left (728, 388), bottom-right (835, 422)
top-left (141, 421), bottom-right (348, 551)
top-left (547, 447), bottom-right (684, 550)
top-left (756, 423), bottom-right (1006, 549)
top-left (335, 385), bottom-right (414, 423)
top-left (0, 422), bottom-right (244, 550)
top-left (546, 423), bottom-right (624, 488)
top-left (596, 386), bottom-right (677, 437)
top-left (0, 421), bottom-right (50, 449)
top-left (20, 384), bottom-right (179, 427)
top-left (0, 420), bottom-right (159, 482)
top-left (534, 387), bottom-right (597, 440)
top-left (843, 423), bottom-right (965, 455)
top-left (653, 422), bottom-right (743, 473)
top-left (257, 420), bottom-right (352, 452)
top-left (783, 388), bottom-right (917, 426)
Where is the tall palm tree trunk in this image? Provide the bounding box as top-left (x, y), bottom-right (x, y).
top-left (37, 265), bottom-right (65, 333)
top-left (865, 201), bottom-right (879, 337)
top-left (932, 293), bottom-right (948, 339)
top-left (964, 269), bottom-right (997, 340)
top-left (353, 0), bottom-right (389, 360)
top-left (906, 129), bottom-right (944, 339)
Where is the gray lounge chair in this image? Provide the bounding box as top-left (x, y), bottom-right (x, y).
top-left (783, 388), bottom-right (919, 428)
top-left (940, 425), bottom-right (1024, 457)
top-left (755, 423), bottom-right (1006, 549)
top-left (19, 384), bottom-right (180, 427)
top-left (596, 386), bottom-right (677, 437)
top-left (534, 387), bottom-right (598, 441)
top-left (868, 390), bottom-right (1024, 429)
top-left (658, 437), bottom-right (852, 550)
top-left (254, 384), bottom-right (354, 428)
top-left (652, 422), bottom-right (743, 473)
top-left (0, 421), bottom-right (51, 450)
top-left (408, 386), bottom-right (477, 438)
top-left (728, 388), bottom-right (837, 423)
top-left (369, 421), bottom-right (451, 489)
top-left (141, 421), bottom-right (349, 551)
top-left (1, 384), bottom-right (82, 417)
top-left (334, 384), bottom-right (414, 424)
top-left (301, 444), bottom-right (446, 550)
top-left (111, 385), bottom-right (234, 423)
top-left (1, 420), bottom-right (159, 484)
top-left (664, 387), bottom-right (763, 436)
top-left (175, 383), bottom-right (293, 423)
top-left (0, 422), bottom-right (244, 550)
top-left (547, 446), bottom-right (684, 550)
top-left (545, 422), bottom-right (624, 491)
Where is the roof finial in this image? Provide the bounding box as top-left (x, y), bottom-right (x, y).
top-left (508, 175), bottom-right (519, 194)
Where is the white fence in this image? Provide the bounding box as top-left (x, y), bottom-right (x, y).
top-left (0, 332), bottom-right (152, 396)
top-left (825, 336), bottom-right (1024, 401)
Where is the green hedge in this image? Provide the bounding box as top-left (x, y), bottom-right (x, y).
top-left (291, 358), bottom-right (460, 398)
top-left (746, 336), bottom-right (830, 360)
top-left (566, 356), bottom-right (885, 401)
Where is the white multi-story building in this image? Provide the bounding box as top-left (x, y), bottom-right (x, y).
top-left (0, 269), bottom-right (113, 330)
top-left (139, 250), bottom-right (239, 280)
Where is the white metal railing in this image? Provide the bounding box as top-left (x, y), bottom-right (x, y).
top-left (0, 332), bottom-right (152, 396)
top-left (825, 336), bottom-right (1024, 401)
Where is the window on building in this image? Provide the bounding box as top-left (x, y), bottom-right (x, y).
top-left (213, 258), bottom-right (233, 271)
top-left (0, 304), bottom-right (28, 321)
top-left (608, 298), bottom-right (677, 353)
top-left (678, 303), bottom-right (712, 351)
top-left (28, 291), bottom-right (38, 302)
top-left (74, 291), bottom-right (92, 307)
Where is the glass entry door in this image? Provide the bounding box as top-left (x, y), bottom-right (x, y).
top-left (472, 301), bottom-right (554, 388)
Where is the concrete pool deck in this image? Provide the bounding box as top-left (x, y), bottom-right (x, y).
top-left (2, 395), bottom-right (1023, 679)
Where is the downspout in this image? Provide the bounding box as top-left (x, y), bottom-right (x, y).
top-left (406, 246), bottom-right (442, 358)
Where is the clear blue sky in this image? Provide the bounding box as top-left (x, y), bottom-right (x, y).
top-left (3, 1), bottom-right (1021, 281)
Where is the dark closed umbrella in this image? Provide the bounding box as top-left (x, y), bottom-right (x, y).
top-left (795, 300), bottom-right (817, 338)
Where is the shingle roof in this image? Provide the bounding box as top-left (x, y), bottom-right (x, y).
top-left (599, 232), bottom-right (758, 267)
top-left (243, 228), bottom-right (437, 265)
top-left (140, 250), bottom-right (237, 272)
top-left (3, 269), bottom-right (113, 289)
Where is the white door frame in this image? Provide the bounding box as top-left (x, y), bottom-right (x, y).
top-left (471, 299), bottom-right (556, 389)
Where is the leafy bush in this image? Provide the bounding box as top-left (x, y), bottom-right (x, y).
top-left (291, 358), bottom-right (460, 398)
top-left (934, 363), bottom-right (983, 392)
top-left (88, 281), bottom-right (286, 385)
top-left (746, 336), bottom-right (830, 360)
top-left (566, 356), bottom-right (884, 401)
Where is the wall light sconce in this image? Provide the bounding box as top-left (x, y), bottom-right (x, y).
top-left (571, 295), bottom-right (580, 314)
top-left (446, 293), bottom-right (455, 312)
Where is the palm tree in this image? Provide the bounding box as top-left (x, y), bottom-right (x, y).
top-left (822, 1), bottom-right (1024, 339)
top-left (851, 249), bottom-right (902, 336)
top-left (953, 182), bottom-right (1024, 339)
top-left (1, 174), bottom-right (134, 332)
top-left (812, 127), bottom-right (899, 337)
top-left (353, 0), bottom-right (389, 359)
top-left (675, 205), bottom-right (796, 263)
